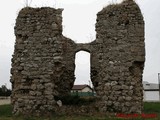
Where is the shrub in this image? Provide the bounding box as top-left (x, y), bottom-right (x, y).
top-left (54, 95), bottom-right (96, 106)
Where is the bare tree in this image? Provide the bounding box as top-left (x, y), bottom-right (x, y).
top-left (1, 85), bottom-right (7, 93)
top-left (53, 0), bottom-right (57, 8)
top-left (87, 34), bottom-right (95, 43)
top-left (1, 85), bottom-right (7, 98)
top-left (25, 0), bottom-right (28, 7)
top-left (25, 0), bottom-right (32, 7)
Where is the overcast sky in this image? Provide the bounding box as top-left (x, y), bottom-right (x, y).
top-left (0, 0), bottom-right (160, 89)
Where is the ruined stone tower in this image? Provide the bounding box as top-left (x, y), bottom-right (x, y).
top-left (11, 0), bottom-right (145, 116)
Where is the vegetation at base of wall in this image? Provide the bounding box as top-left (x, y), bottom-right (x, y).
top-left (0, 102), bottom-right (160, 120)
top-left (54, 95), bottom-right (96, 106)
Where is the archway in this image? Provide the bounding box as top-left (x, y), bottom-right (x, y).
top-left (74, 51), bottom-right (91, 85)
top-left (72, 51), bottom-right (94, 97)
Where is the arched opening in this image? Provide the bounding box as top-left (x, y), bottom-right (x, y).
top-left (55, 51), bottom-right (96, 106)
top-left (74, 51), bottom-right (91, 85)
top-left (71, 51), bottom-right (95, 97)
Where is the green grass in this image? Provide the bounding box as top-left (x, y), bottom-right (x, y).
top-left (0, 102), bottom-right (160, 120)
top-left (0, 104), bottom-right (12, 117)
top-left (144, 102), bottom-right (160, 113)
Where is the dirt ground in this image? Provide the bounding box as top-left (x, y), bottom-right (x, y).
top-left (0, 98), bottom-right (11, 105)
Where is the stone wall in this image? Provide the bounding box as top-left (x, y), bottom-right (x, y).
top-left (11, 0), bottom-right (145, 116)
top-left (11, 7), bottom-right (76, 116)
top-left (91, 0), bottom-right (145, 113)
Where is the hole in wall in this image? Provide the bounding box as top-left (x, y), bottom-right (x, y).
top-left (72, 51), bottom-right (95, 97)
top-left (54, 51), bottom-right (96, 106)
top-left (74, 51), bottom-right (91, 85)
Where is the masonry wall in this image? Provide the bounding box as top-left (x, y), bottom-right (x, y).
top-left (11, 0), bottom-right (145, 116)
top-left (11, 7), bottom-right (76, 115)
top-left (91, 0), bottom-right (145, 113)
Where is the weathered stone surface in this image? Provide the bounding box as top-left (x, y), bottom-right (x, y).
top-left (11, 7), bottom-right (76, 116)
top-left (57, 100), bottom-right (62, 107)
top-left (11, 0), bottom-right (145, 116)
top-left (91, 0), bottom-right (145, 113)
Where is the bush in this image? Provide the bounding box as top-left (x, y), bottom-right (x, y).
top-left (54, 95), bottom-right (96, 106)
top-left (0, 87), bottom-right (11, 97)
